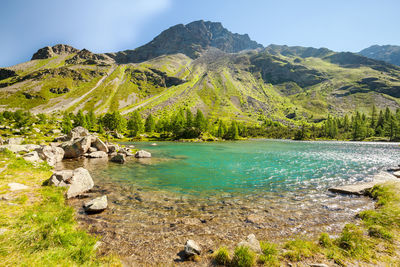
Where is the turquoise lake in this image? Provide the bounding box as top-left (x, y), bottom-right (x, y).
top-left (89, 140), bottom-right (400, 196)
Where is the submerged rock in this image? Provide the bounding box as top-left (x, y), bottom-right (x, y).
top-left (135, 150), bottom-right (151, 158)
top-left (111, 153), bottom-right (125, 164)
top-left (184, 240), bottom-right (201, 256)
top-left (237, 234), bottom-right (261, 253)
top-left (45, 168), bottom-right (94, 198)
top-left (83, 195), bottom-right (108, 213)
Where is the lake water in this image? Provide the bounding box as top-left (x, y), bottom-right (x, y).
top-left (96, 139), bottom-right (400, 196)
top-left (61, 140), bottom-right (400, 264)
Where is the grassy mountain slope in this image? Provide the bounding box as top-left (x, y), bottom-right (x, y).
top-left (1, 22), bottom-right (400, 122)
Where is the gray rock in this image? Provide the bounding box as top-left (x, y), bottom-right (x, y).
top-left (61, 136), bottom-right (93, 158)
top-left (92, 137), bottom-right (108, 153)
top-left (237, 234), bottom-right (261, 253)
top-left (309, 264), bottom-right (329, 267)
top-left (68, 126), bottom-right (89, 140)
top-left (6, 137), bottom-right (24, 145)
top-left (393, 170), bottom-right (400, 178)
top-left (135, 150), bottom-right (151, 158)
top-left (32, 127), bottom-right (41, 133)
top-left (45, 168), bottom-right (94, 199)
top-left (329, 171), bottom-right (399, 195)
top-left (23, 151), bottom-right (42, 163)
top-left (24, 144), bottom-right (41, 151)
top-left (111, 153), bottom-right (125, 164)
top-left (83, 195), bottom-right (108, 213)
top-left (8, 183), bottom-right (29, 191)
top-left (184, 240), bottom-right (201, 256)
top-left (87, 151), bottom-right (108, 158)
top-left (36, 146), bottom-right (64, 166)
top-left (107, 144), bottom-right (119, 153)
top-left (151, 143), bottom-right (157, 146)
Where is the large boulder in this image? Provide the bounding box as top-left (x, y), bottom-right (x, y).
top-left (83, 195), bottom-right (108, 213)
top-left (87, 151), bottom-right (108, 158)
top-left (135, 150), bottom-right (151, 158)
top-left (237, 234), bottom-right (261, 253)
top-left (92, 137), bottom-right (108, 153)
top-left (119, 147), bottom-right (133, 156)
top-left (111, 153), bottom-right (125, 164)
top-left (68, 126), bottom-right (89, 140)
top-left (45, 168), bottom-right (94, 198)
top-left (36, 146), bottom-right (64, 166)
top-left (61, 136), bottom-right (93, 158)
top-left (107, 144), bottom-right (119, 154)
top-left (184, 240), bottom-right (202, 256)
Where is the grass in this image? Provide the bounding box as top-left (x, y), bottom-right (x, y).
top-left (0, 149), bottom-right (120, 266)
top-left (231, 246), bottom-right (256, 267)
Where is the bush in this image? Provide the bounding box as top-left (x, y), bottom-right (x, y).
top-left (214, 246), bottom-right (230, 265)
top-left (319, 233), bottom-right (333, 247)
top-left (231, 246), bottom-right (256, 267)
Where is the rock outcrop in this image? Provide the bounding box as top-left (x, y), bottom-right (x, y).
top-left (237, 234), bottom-right (261, 253)
top-left (31, 44), bottom-right (79, 60)
top-left (111, 153), bottom-right (125, 164)
top-left (61, 136), bottom-right (93, 158)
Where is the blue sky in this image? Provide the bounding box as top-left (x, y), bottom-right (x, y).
top-left (1, 0), bottom-right (399, 67)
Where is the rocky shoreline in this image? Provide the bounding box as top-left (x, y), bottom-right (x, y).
top-left (2, 128), bottom-right (400, 265)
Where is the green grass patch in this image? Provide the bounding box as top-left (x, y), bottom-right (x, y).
top-left (231, 246), bottom-right (256, 267)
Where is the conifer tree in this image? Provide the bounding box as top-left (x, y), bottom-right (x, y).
top-left (145, 113), bottom-right (155, 133)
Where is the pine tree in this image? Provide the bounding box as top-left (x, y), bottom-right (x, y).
top-left (74, 110), bottom-right (87, 128)
top-left (61, 113), bottom-right (73, 134)
top-left (217, 119), bottom-right (226, 138)
top-left (370, 104), bottom-right (377, 129)
top-left (86, 110), bottom-right (96, 130)
top-left (127, 110), bottom-right (143, 136)
top-left (186, 108), bottom-right (193, 128)
top-left (145, 114), bottom-right (155, 133)
top-left (194, 109), bottom-right (207, 132)
top-left (171, 109), bottom-right (185, 136)
top-left (226, 121), bottom-right (239, 140)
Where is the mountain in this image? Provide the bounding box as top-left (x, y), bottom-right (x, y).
top-left (1, 21), bottom-right (400, 123)
top-left (359, 45), bottom-right (400, 66)
top-left (107, 20), bottom-right (263, 64)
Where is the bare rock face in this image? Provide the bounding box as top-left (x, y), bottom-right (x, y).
top-left (61, 136), bottom-right (93, 158)
top-left (45, 168), bottom-right (94, 199)
top-left (6, 137), bottom-right (24, 145)
top-left (108, 20), bottom-right (263, 63)
top-left (36, 146), bottom-right (64, 166)
top-left (83, 195), bottom-right (108, 213)
top-left (135, 150), bottom-right (151, 158)
top-left (184, 240), bottom-right (201, 257)
top-left (31, 44), bottom-right (79, 60)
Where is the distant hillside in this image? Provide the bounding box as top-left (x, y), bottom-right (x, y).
top-left (1, 21), bottom-right (400, 123)
top-left (359, 45), bottom-right (400, 66)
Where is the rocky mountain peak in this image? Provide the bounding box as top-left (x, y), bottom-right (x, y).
top-left (107, 20), bottom-right (263, 63)
top-left (31, 44), bottom-right (79, 60)
top-left (359, 45), bottom-right (400, 66)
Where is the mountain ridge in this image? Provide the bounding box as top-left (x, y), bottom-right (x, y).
top-left (1, 21), bottom-right (400, 123)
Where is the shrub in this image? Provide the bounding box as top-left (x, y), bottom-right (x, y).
top-left (214, 246), bottom-right (230, 265)
top-left (231, 246), bottom-right (256, 267)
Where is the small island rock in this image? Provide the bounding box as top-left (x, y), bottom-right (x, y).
top-left (83, 195), bottom-right (108, 213)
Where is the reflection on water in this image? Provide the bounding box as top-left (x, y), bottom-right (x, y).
top-left (60, 140), bottom-right (400, 265)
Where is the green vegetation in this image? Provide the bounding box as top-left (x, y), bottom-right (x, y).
top-left (0, 150), bottom-right (120, 266)
top-left (231, 246), bottom-right (256, 267)
top-left (214, 246), bottom-right (231, 265)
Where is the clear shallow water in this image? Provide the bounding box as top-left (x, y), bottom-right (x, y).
top-left (62, 140), bottom-right (400, 263)
top-left (93, 140), bottom-right (400, 196)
